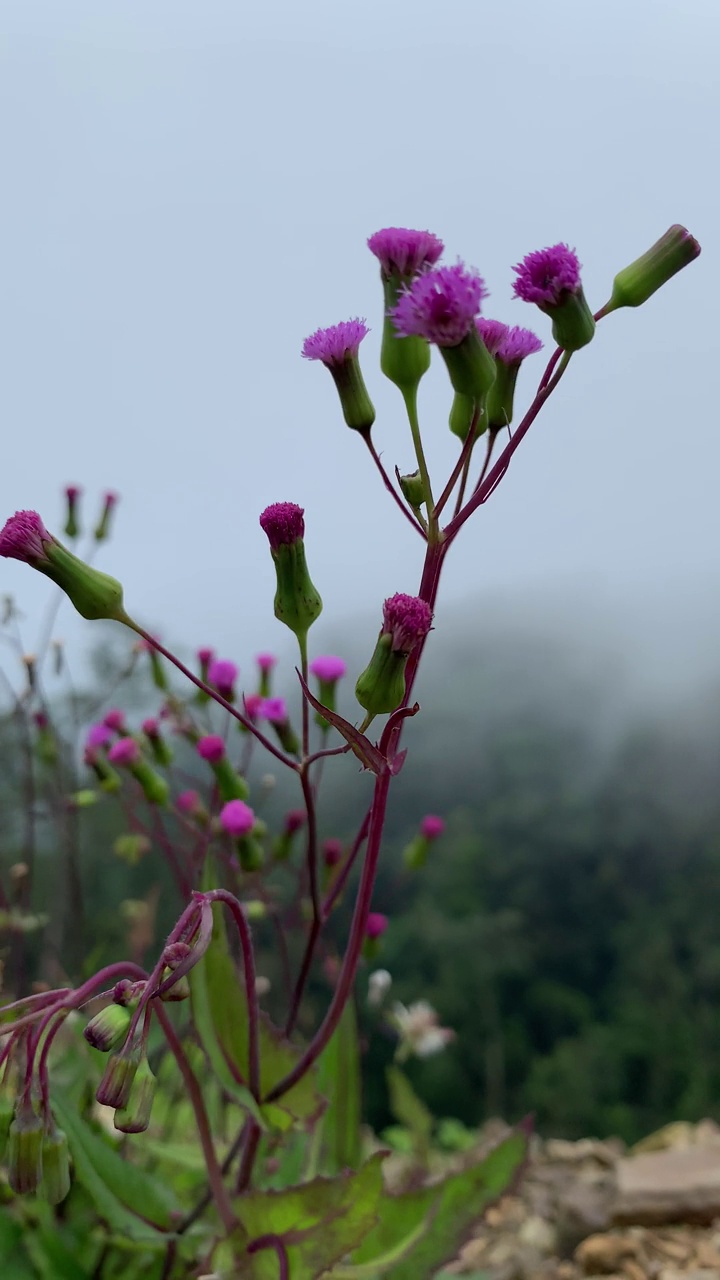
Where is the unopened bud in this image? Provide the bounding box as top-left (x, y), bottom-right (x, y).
top-left (95, 1043), bottom-right (143, 1109)
top-left (41, 1124), bottom-right (71, 1204)
top-left (606, 225), bottom-right (701, 313)
top-left (259, 504), bottom-right (322, 641)
top-left (113, 1059), bottom-right (156, 1133)
top-left (398, 470), bottom-right (426, 511)
top-left (84, 1003), bottom-right (132, 1052)
top-left (7, 1103), bottom-right (44, 1195)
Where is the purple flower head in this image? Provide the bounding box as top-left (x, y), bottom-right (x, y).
top-left (34, 711), bottom-right (49, 729)
top-left (86, 723), bottom-right (112, 751)
top-left (197, 646), bottom-right (214, 666)
top-left (0, 511), bottom-right (53, 565)
top-left (103, 708), bottom-right (126, 732)
top-left (259, 503), bottom-right (305, 552)
top-left (256, 652), bottom-right (277, 673)
top-left (367, 227), bottom-right (444, 279)
top-left (420, 814), bottom-right (445, 840)
top-left (108, 737), bottom-right (141, 767)
top-left (243, 693), bottom-right (264, 721)
top-left (366, 912), bottom-right (389, 940)
top-left (207, 659), bottom-right (238, 695)
top-left (260, 697), bottom-right (287, 724)
top-left (323, 838), bottom-right (343, 867)
top-left (176, 789), bottom-right (200, 814)
top-left (309, 654), bottom-right (347, 683)
top-left (142, 718), bottom-right (160, 738)
top-left (103, 490), bottom-right (119, 509)
top-left (476, 318), bottom-right (509, 357)
top-left (197, 734), bottom-right (226, 763)
top-left (284, 808), bottom-right (306, 835)
top-left (65, 485), bottom-right (82, 501)
top-left (219, 799), bottom-right (255, 838)
top-left (301, 320), bottom-right (369, 368)
top-left (512, 243), bottom-right (581, 306)
top-left (497, 324), bottom-right (543, 365)
top-left (391, 264), bottom-right (488, 347)
top-left (382, 593), bottom-right (434, 655)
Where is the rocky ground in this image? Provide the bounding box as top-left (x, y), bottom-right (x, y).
top-left (448, 1120), bottom-right (720, 1279)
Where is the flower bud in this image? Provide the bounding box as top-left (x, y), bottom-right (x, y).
top-left (0, 511), bottom-right (129, 622)
top-left (448, 393), bottom-right (483, 443)
top-left (7, 1102), bottom-right (44, 1194)
top-left (259, 504), bottom-right (322, 641)
top-left (256, 652), bottom-right (277, 698)
top-left (63, 485), bottom-right (82, 539)
top-left (261, 697), bottom-right (300, 756)
top-left (113, 1059), bottom-right (156, 1133)
top-left (363, 911), bottom-right (388, 959)
top-left (302, 321), bottom-right (376, 436)
top-left (397, 470), bottom-right (427, 511)
top-left (0, 1091), bottom-right (14, 1162)
top-left (108, 737), bottom-right (170, 806)
top-left (142, 718), bottom-right (173, 766)
top-left (368, 229), bottom-right (444, 396)
top-left (113, 833), bottom-right (152, 864)
top-left (96, 1043), bottom-right (143, 1110)
top-left (84, 1002), bottom-right (132, 1052)
top-left (356, 594), bottom-right (433, 718)
top-left (94, 491), bottom-right (119, 542)
top-left (438, 325), bottom-right (497, 403)
top-left (513, 243), bottom-right (594, 352)
top-left (41, 1124), bottom-right (71, 1204)
top-left (605, 225), bottom-right (701, 312)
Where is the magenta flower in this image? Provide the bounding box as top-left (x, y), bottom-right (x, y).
top-left (0, 511), bottom-right (54, 566)
top-left (259, 503), bottom-right (305, 552)
top-left (260, 697), bottom-right (287, 724)
top-left (103, 709), bottom-right (126, 732)
top-left (309, 655), bottom-right (347, 683)
top-left (497, 324), bottom-right (543, 364)
top-left (476, 318), bottom-right (509, 357)
top-left (176, 789), bottom-right (201, 814)
top-left (197, 735), bottom-right (226, 763)
top-left (108, 737), bottom-right (141, 767)
top-left (85, 723), bottom-right (112, 751)
top-left (367, 227), bottom-right (444, 279)
top-left (219, 799), bottom-right (255, 838)
top-left (301, 320), bottom-right (369, 368)
top-left (207, 659), bottom-right (238, 697)
top-left (284, 809), bottom-right (306, 835)
top-left (382, 593), bottom-right (433, 655)
top-left (142, 718), bottom-right (160, 738)
top-left (512, 243), bottom-right (581, 306)
top-left (366, 912), bottom-right (389, 940)
top-left (64, 485), bottom-right (82, 501)
top-left (243, 693), bottom-right (264, 720)
top-left (420, 814), bottom-right (445, 840)
top-left (391, 264), bottom-right (488, 347)
top-left (256, 652), bottom-right (277, 673)
top-left (323, 838), bottom-right (343, 867)
top-left (197, 647), bottom-right (215, 666)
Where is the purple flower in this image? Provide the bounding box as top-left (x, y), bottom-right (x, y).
top-left (476, 318), bottom-right (509, 357)
top-left (0, 511), bottom-right (54, 565)
top-left (108, 737), bottom-right (141, 767)
top-left (64, 485), bottom-right (82, 501)
top-left (219, 799), bottom-right (255, 838)
top-left (85, 723), bottom-right (112, 751)
top-left (103, 709), bottom-right (126, 732)
top-left (366, 912), bottom-right (388, 940)
top-left (207, 659), bottom-right (238, 696)
top-left (323, 838), bottom-right (343, 867)
top-left (382, 593), bottom-right (433, 655)
top-left (197, 734), bottom-right (226, 763)
top-left (256, 652), bottom-right (277, 673)
top-left (197, 646), bottom-right (214, 666)
top-left (301, 320), bottom-right (369, 367)
top-left (512, 244), bottom-right (581, 306)
top-left (497, 324), bottom-right (543, 364)
top-left (391, 264), bottom-right (488, 347)
top-left (259, 503), bottom-right (305, 552)
top-left (260, 697), bottom-right (287, 724)
top-left (284, 809), bottom-right (306, 835)
top-left (367, 227), bottom-right (444, 279)
top-left (420, 814), bottom-right (445, 840)
top-left (309, 654), bottom-right (347, 683)
top-left (243, 693), bottom-right (264, 720)
top-left (176, 789), bottom-right (201, 814)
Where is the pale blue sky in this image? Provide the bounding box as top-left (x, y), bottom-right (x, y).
top-left (0, 0), bottom-right (716, 691)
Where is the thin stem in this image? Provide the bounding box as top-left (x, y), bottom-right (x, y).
top-left (432, 404), bottom-right (481, 522)
top-left (126, 626), bottom-right (298, 772)
top-left (154, 1004), bottom-right (236, 1235)
top-left (248, 1234), bottom-right (290, 1280)
top-left (298, 632), bottom-right (310, 760)
top-left (452, 448), bottom-right (474, 519)
top-left (402, 386), bottom-right (435, 518)
top-left (363, 437), bottom-right (426, 538)
top-left (285, 766), bottom-right (321, 1035)
top-left (204, 889), bottom-right (260, 1099)
top-left (322, 806), bottom-right (372, 919)
top-left (235, 1117), bottom-right (262, 1193)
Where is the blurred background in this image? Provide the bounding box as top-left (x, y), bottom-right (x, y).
top-left (0, 0), bottom-right (718, 1143)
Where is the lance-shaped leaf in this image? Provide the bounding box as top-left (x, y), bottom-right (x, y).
top-left (347, 1121), bottom-right (531, 1279)
top-left (234, 1152), bottom-right (385, 1279)
top-left (315, 1002), bottom-right (362, 1174)
top-left (297, 671), bottom-right (389, 774)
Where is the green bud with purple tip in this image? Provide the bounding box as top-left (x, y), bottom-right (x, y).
top-left (302, 321), bottom-right (376, 436)
top-left (259, 504), bottom-right (322, 641)
top-left (41, 1124), bottom-right (71, 1204)
top-left (605, 225), bottom-right (701, 312)
top-left (7, 1102), bottom-right (44, 1195)
top-left (513, 243), bottom-right (595, 352)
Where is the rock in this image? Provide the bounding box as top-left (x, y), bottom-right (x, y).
top-left (518, 1214), bottom-right (558, 1254)
top-left (555, 1181), bottom-right (614, 1255)
top-left (574, 1232), bottom-right (639, 1273)
top-left (614, 1147), bottom-right (720, 1226)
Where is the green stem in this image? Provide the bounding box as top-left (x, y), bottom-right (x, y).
top-left (402, 386), bottom-right (436, 533)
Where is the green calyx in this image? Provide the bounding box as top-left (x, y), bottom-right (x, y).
top-left (271, 540), bottom-right (322, 640)
top-left (607, 225), bottom-right (701, 312)
top-left (42, 540), bottom-right (128, 622)
top-left (41, 1125), bottom-right (71, 1204)
top-left (329, 357), bottom-right (377, 435)
top-left (486, 360), bottom-right (522, 431)
top-left (355, 632), bottom-right (408, 717)
top-left (439, 327), bottom-right (497, 400)
top-left (543, 287), bottom-right (595, 352)
top-left (380, 276), bottom-right (431, 395)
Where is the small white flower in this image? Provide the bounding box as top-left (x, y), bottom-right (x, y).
top-left (367, 968), bottom-right (392, 1007)
top-left (390, 999), bottom-right (455, 1059)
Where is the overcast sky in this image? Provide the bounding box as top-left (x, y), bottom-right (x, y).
top-left (0, 0), bottom-right (716, 696)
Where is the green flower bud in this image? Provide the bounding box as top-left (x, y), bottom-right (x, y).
top-left (41, 1125), bottom-right (71, 1204)
top-left (84, 1003), bottom-right (132, 1052)
top-left (159, 969), bottom-right (191, 1002)
top-left (356, 593), bottom-right (433, 718)
top-left (94, 491), bottom-right (118, 543)
top-left (130, 759), bottom-right (170, 806)
top-left (259, 505), bottom-right (322, 642)
top-left (96, 1043), bottom-right (143, 1110)
top-left (379, 278), bottom-right (431, 396)
top-left (0, 512), bottom-right (129, 623)
top-left (7, 1103), bottom-right (44, 1195)
top-left (63, 485), bottom-right (82, 540)
top-left (213, 756), bottom-right (250, 802)
top-left (237, 836), bottom-right (264, 873)
top-left (606, 225), bottom-right (701, 312)
top-left (302, 321), bottom-right (376, 436)
top-left (439, 327), bottom-right (496, 401)
top-left (546, 288), bottom-right (595, 352)
top-left (113, 1059), bottom-right (156, 1134)
top-left (403, 835), bottom-right (429, 870)
top-left (397, 469), bottom-right (426, 511)
top-left (449, 393), bottom-right (486, 443)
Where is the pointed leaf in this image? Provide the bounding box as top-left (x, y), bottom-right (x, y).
top-left (235, 1152), bottom-right (385, 1279)
top-left (298, 672), bottom-right (389, 774)
top-left (316, 1002), bottom-right (362, 1174)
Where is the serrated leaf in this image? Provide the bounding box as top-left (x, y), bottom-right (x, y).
top-left (51, 1092), bottom-right (176, 1243)
top-left (190, 880), bottom-right (321, 1130)
top-left (349, 1124), bottom-right (530, 1279)
top-left (234, 1152), bottom-right (385, 1279)
top-left (315, 1002), bottom-right (362, 1174)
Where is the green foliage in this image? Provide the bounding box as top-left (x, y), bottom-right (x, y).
top-left (315, 1001), bottom-right (363, 1174)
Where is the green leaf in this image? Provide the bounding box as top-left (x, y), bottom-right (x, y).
top-left (349, 1123), bottom-right (530, 1279)
top-left (190, 886), bottom-right (321, 1130)
top-left (22, 1225), bottom-right (92, 1280)
top-left (51, 1092), bottom-right (176, 1243)
top-left (315, 1001), bottom-right (362, 1173)
top-left (234, 1152), bottom-right (385, 1279)
top-left (386, 1066), bottom-right (432, 1160)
